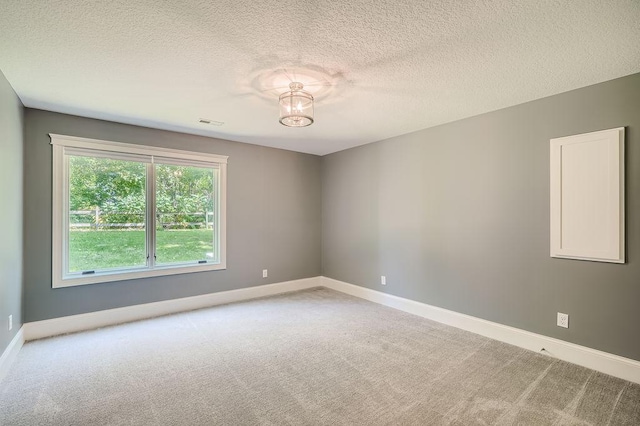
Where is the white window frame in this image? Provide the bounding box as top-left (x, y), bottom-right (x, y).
top-left (51, 134), bottom-right (228, 288)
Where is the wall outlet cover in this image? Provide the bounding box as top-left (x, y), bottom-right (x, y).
top-left (381, 276), bottom-right (386, 285)
top-left (262, 269), bottom-right (268, 278)
top-left (557, 312), bottom-right (569, 328)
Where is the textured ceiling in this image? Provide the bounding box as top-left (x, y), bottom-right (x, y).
top-left (1, 1), bottom-right (639, 155)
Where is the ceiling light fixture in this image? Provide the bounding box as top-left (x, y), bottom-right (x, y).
top-left (279, 82), bottom-right (314, 127)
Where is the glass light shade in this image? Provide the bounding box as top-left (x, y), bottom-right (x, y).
top-left (279, 82), bottom-right (314, 127)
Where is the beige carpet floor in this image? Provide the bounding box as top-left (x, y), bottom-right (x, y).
top-left (1, 288), bottom-right (639, 425)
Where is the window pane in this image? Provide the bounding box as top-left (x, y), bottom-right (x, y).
top-left (68, 155), bottom-right (147, 273)
top-left (155, 164), bottom-right (216, 264)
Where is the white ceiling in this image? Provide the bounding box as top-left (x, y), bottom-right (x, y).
top-left (1, 1), bottom-right (639, 156)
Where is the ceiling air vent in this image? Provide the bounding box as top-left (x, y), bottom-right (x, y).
top-left (199, 118), bottom-right (224, 126)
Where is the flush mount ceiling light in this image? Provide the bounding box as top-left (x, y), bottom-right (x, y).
top-left (279, 82), bottom-right (314, 127)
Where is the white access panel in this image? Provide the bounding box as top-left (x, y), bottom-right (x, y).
top-left (550, 127), bottom-right (625, 263)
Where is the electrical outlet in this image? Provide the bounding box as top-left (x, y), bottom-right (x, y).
top-left (262, 269), bottom-right (268, 278)
top-left (381, 276), bottom-right (386, 285)
top-left (557, 312), bottom-right (569, 328)
top-left (8, 315), bottom-right (12, 331)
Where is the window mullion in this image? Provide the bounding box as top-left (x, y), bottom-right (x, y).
top-left (146, 163), bottom-right (156, 269)
top-left (213, 168), bottom-right (220, 262)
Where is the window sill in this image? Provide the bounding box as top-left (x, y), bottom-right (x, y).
top-left (52, 262), bottom-right (226, 288)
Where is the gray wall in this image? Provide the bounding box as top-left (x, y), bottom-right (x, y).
top-left (0, 70), bottom-right (23, 354)
top-left (16, 72), bottom-right (640, 363)
top-left (322, 73), bottom-right (640, 361)
top-left (24, 109), bottom-right (321, 322)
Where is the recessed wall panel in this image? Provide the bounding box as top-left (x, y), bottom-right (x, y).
top-left (550, 128), bottom-right (624, 263)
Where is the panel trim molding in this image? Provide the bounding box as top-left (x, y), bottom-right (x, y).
top-left (23, 277), bottom-right (321, 341)
top-left (0, 327), bottom-right (25, 383)
top-left (550, 127), bottom-right (625, 263)
top-left (321, 276), bottom-right (640, 385)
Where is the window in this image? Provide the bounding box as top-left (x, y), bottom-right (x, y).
top-left (51, 134), bottom-right (227, 288)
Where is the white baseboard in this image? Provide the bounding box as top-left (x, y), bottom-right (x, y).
top-left (321, 276), bottom-right (640, 385)
top-left (24, 277), bottom-right (321, 341)
top-left (17, 275), bottom-right (640, 385)
top-left (0, 327), bottom-right (24, 383)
